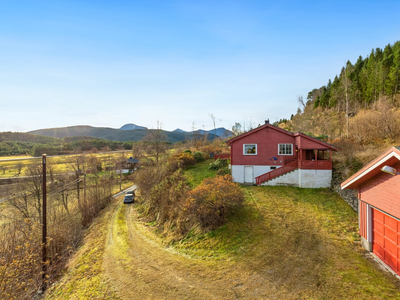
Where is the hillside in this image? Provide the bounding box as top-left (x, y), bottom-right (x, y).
top-left (28, 125), bottom-right (220, 143)
top-left (276, 40), bottom-right (400, 141)
top-left (46, 163), bottom-right (400, 299)
top-left (0, 132), bottom-right (60, 144)
top-left (273, 41), bottom-right (400, 183)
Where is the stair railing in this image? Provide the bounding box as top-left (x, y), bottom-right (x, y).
top-left (255, 160), bottom-right (298, 186)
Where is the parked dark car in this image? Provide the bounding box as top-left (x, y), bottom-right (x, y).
top-left (126, 190), bottom-right (135, 197)
top-left (123, 194), bottom-right (134, 204)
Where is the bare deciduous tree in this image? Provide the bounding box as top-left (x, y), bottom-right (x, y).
top-left (298, 95), bottom-right (306, 111)
top-left (132, 142), bottom-right (145, 161)
top-left (144, 121), bottom-right (168, 163)
top-left (209, 113), bottom-right (217, 137)
top-left (69, 154), bottom-right (87, 211)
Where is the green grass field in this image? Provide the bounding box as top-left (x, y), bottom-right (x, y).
top-left (177, 164), bottom-right (400, 298)
top-left (184, 159), bottom-right (218, 188)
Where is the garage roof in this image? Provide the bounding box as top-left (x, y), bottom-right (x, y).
top-left (341, 146), bottom-right (400, 190)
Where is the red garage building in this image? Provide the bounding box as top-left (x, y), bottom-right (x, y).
top-left (341, 146), bottom-right (400, 275)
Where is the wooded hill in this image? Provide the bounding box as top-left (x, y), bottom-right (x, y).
top-left (311, 40), bottom-right (400, 111)
top-left (277, 40), bottom-right (400, 143)
top-left (274, 41), bottom-right (400, 182)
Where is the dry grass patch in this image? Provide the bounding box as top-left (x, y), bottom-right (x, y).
top-left (172, 186), bottom-right (400, 298)
top-left (46, 199), bottom-right (120, 300)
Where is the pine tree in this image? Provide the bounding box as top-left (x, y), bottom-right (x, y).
top-left (366, 49), bottom-right (378, 104)
top-left (381, 44), bottom-right (393, 95)
top-left (386, 42), bottom-right (400, 97)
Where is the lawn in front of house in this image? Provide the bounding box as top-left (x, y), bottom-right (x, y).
top-left (178, 163), bottom-right (400, 298)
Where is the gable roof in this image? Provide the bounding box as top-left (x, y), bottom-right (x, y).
top-left (126, 157), bottom-right (139, 164)
top-left (294, 132), bottom-right (339, 151)
top-left (341, 146), bottom-right (400, 190)
top-left (226, 124), bottom-right (338, 151)
top-left (226, 123), bottom-right (294, 145)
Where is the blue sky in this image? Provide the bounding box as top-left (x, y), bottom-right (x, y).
top-left (1, 0), bottom-right (400, 132)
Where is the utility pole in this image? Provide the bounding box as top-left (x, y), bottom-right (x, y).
top-left (84, 173), bottom-right (87, 206)
top-left (41, 154), bottom-right (47, 291)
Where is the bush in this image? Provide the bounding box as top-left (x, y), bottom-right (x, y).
top-left (183, 175), bottom-right (244, 231)
top-left (208, 158), bottom-right (228, 170)
top-left (193, 151), bottom-right (205, 162)
top-left (169, 152), bottom-right (196, 168)
top-left (183, 149), bottom-right (192, 154)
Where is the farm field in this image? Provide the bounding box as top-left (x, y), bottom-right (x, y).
top-left (0, 151), bottom-right (132, 178)
top-left (46, 163), bottom-right (400, 299)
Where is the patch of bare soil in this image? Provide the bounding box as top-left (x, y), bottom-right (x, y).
top-left (102, 203), bottom-right (295, 300)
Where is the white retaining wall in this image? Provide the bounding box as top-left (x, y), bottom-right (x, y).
top-left (232, 165), bottom-right (332, 188)
top-left (298, 169), bottom-right (332, 188)
top-left (261, 169), bottom-right (299, 186)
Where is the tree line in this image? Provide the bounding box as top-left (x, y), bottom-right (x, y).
top-left (311, 40), bottom-right (400, 111)
top-left (0, 139), bottom-right (136, 156)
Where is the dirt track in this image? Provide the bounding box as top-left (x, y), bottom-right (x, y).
top-left (102, 202), bottom-right (293, 300)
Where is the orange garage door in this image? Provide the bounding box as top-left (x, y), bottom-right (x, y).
top-left (372, 208), bottom-right (400, 275)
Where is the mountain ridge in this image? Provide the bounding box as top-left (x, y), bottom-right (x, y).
top-left (27, 125), bottom-right (226, 143)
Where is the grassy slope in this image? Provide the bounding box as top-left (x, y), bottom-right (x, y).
top-left (184, 159), bottom-right (217, 188)
top-left (46, 161), bottom-right (400, 299)
top-left (180, 163), bottom-right (400, 298)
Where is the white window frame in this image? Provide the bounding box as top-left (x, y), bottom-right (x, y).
top-left (278, 143), bottom-right (293, 155)
top-left (243, 144), bottom-right (257, 155)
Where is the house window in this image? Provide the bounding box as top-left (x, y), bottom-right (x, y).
top-left (278, 144), bottom-right (293, 155)
top-left (243, 144), bottom-right (257, 155)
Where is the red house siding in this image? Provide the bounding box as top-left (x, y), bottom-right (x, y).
top-left (359, 200), bottom-right (367, 239)
top-left (359, 162), bottom-right (400, 220)
top-left (231, 127), bottom-right (297, 166)
top-left (297, 136), bottom-right (327, 149)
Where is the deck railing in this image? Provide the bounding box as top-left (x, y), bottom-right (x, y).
top-left (255, 160), bottom-right (298, 186)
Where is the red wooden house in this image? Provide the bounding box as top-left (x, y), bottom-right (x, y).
top-left (226, 121), bottom-right (338, 187)
top-left (341, 146), bottom-right (400, 276)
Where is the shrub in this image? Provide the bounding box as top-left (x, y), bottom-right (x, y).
top-left (169, 152), bottom-right (196, 168)
top-left (183, 175), bottom-right (244, 231)
top-left (183, 149), bottom-right (192, 154)
top-left (208, 158), bottom-right (228, 170)
top-left (193, 151), bottom-right (205, 162)
top-left (147, 170), bottom-right (189, 226)
top-left (217, 166), bottom-right (230, 175)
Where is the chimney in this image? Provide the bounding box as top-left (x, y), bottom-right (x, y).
top-left (265, 119), bottom-right (269, 124)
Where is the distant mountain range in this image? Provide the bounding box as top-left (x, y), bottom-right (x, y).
top-left (173, 127), bottom-right (233, 138)
top-left (120, 123), bottom-right (147, 130)
top-left (28, 124), bottom-right (233, 143)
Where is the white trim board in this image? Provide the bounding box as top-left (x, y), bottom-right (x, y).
top-left (341, 151), bottom-right (400, 189)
